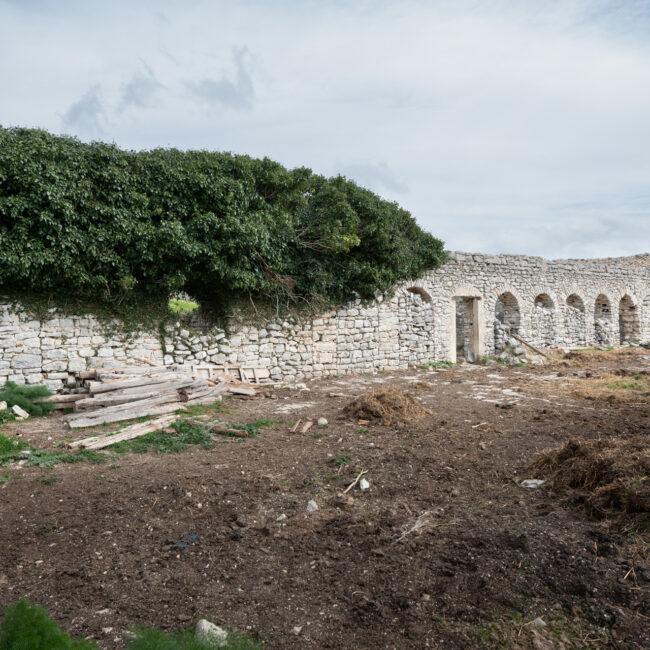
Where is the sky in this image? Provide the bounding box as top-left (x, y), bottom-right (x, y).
top-left (1, 0), bottom-right (649, 259)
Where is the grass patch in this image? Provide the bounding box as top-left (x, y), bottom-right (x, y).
top-left (228, 419), bottom-right (273, 438)
top-left (127, 626), bottom-right (258, 649)
top-left (329, 455), bottom-right (351, 467)
top-left (23, 448), bottom-right (107, 468)
top-left (179, 401), bottom-right (231, 418)
top-left (0, 598), bottom-right (97, 648)
top-left (418, 360), bottom-right (454, 370)
top-left (40, 476), bottom-right (61, 485)
top-left (0, 599), bottom-right (258, 649)
top-left (0, 381), bottom-right (54, 416)
top-left (168, 299), bottom-right (199, 314)
top-left (0, 433), bottom-right (28, 464)
top-left (606, 375), bottom-right (648, 391)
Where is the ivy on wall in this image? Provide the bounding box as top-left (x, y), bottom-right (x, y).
top-left (0, 126), bottom-right (446, 319)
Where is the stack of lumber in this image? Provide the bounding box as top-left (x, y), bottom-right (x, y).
top-left (60, 364), bottom-right (257, 429)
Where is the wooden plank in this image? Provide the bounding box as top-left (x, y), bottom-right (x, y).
top-left (87, 374), bottom-right (188, 394)
top-left (227, 385), bottom-right (256, 396)
top-left (67, 401), bottom-right (183, 429)
top-left (35, 394), bottom-right (87, 404)
top-left (66, 392), bottom-right (183, 423)
top-left (68, 414), bottom-right (177, 450)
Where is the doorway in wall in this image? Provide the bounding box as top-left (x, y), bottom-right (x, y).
top-left (453, 296), bottom-right (480, 362)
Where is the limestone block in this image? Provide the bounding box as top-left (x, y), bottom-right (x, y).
top-left (11, 353), bottom-right (42, 369)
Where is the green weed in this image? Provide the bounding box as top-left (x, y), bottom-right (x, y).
top-left (168, 299), bottom-right (199, 314)
top-left (329, 455), bottom-right (351, 467)
top-left (0, 381), bottom-right (54, 416)
top-left (0, 598), bottom-right (97, 648)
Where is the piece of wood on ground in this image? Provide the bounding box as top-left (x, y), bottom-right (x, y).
top-left (290, 419), bottom-right (302, 433)
top-left (66, 399), bottom-right (183, 429)
top-left (300, 420), bottom-right (313, 433)
top-left (510, 333), bottom-right (552, 360)
top-left (68, 414), bottom-right (177, 450)
top-left (227, 385), bottom-right (256, 396)
top-left (343, 470), bottom-right (368, 494)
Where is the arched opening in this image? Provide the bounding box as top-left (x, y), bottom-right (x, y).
top-left (407, 286), bottom-right (433, 303)
top-left (398, 288), bottom-right (436, 366)
top-left (619, 295), bottom-right (640, 343)
top-left (494, 292), bottom-right (520, 352)
top-left (564, 294), bottom-right (586, 346)
top-left (593, 294), bottom-right (613, 345)
top-left (532, 293), bottom-right (556, 347)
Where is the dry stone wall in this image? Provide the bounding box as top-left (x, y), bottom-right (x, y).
top-left (1, 252), bottom-right (648, 389)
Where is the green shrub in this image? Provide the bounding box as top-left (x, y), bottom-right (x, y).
top-left (0, 127), bottom-right (446, 319)
top-left (0, 599), bottom-right (97, 649)
top-left (0, 382), bottom-right (53, 416)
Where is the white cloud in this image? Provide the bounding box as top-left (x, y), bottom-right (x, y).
top-left (0, 0), bottom-right (648, 258)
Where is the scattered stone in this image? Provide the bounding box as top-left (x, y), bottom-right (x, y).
top-left (317, 417), bottom-right (328, 427)
top-left (520, 479), bottom-right (545, 489)
top-left (359, 478), bottom-right (370, 491)
top-left (513, 347), bottom-right (526, 356)
top-left (102, 628), bottom-right (114, 635)
top-left (478, 441), bottom-right (487, 450)
top-left (195, 619), bottom-right (228, 648)
top-left (276, 513), bottom-right (287, 522)
top-left (0, 401), bottom-right (6, 411)
top-left (530, 617), bottom-right (547, 629)
top-left (290, 626), bottom-right (302, 635)
top-left (306, 500), bottom-right (319, 513)
top-left (11, 405), bottom-right (29, 420)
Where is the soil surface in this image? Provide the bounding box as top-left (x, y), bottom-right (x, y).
top-left (0, 349), bottom-right (648, 649)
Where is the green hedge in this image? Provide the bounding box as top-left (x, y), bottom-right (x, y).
top-left (0, 126), bottom-right (445, 317)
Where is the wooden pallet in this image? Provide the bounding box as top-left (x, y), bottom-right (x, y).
top-left (190, 364), bottom-right (272, 385)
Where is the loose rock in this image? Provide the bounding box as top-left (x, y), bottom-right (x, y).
top-left (195, 619), bottom-right (228, 648)
top-left (306, 500), bottom-right (319, 513)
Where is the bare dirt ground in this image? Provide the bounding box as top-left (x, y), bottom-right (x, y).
top-left (0, 349), bottom-right (648, 649)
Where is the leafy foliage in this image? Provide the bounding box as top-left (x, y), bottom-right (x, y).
top-left (0, 382), bottom-right (53, 416)
top-left (0, 599), bottom-right (97, 649)
top-left (0, 127), bottom-right (446, 318)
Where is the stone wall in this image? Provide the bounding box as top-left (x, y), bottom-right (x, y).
top-left (1, 252), bottom-right (648, 389)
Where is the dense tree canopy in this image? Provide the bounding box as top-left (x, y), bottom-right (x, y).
top-left (0, 126), bottom-right (446, 316)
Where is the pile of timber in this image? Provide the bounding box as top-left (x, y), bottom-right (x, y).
top-left (41, 364), bottom-right (260, 430)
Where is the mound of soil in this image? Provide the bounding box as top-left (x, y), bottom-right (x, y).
top-left (342, 387), bottom-right (429, 426)
top-left (529, 436), bottom-right (650, 519)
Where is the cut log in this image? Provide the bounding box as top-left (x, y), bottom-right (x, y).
top-left (300, 421), bottom-right (314, 433)
top-left (68, 414), bottom-right (177, 450)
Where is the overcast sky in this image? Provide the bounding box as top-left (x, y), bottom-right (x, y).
top-left (1, 0), bottom-right (649, 258)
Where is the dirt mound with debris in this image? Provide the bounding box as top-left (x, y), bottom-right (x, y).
top-left (529, 436), bottom-right (650, 519)
top-left (342, 387), bottom-right (429, 426)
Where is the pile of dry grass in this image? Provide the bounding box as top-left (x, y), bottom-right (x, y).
top-left (569, 372), bottom-right (650, 403)
top-left (529, 436), bottom-right (649, 519)
top-left (342, 387), bottom-right (429, 426)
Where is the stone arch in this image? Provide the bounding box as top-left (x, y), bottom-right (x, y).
top-left (397, 285), bottom-right (436, 366)
top-left (564, 294), bottom-right (586, 346)
top-left (619, 294), bottom-right (640, 343)
top-left (532, 293), bottom-right (556, 347)
top-left (494, 291), bottom-right (521, 352)
top-left (593, 294), bottom-right (614, 345)
top-left (406, 286), bottom-right (433, 304)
